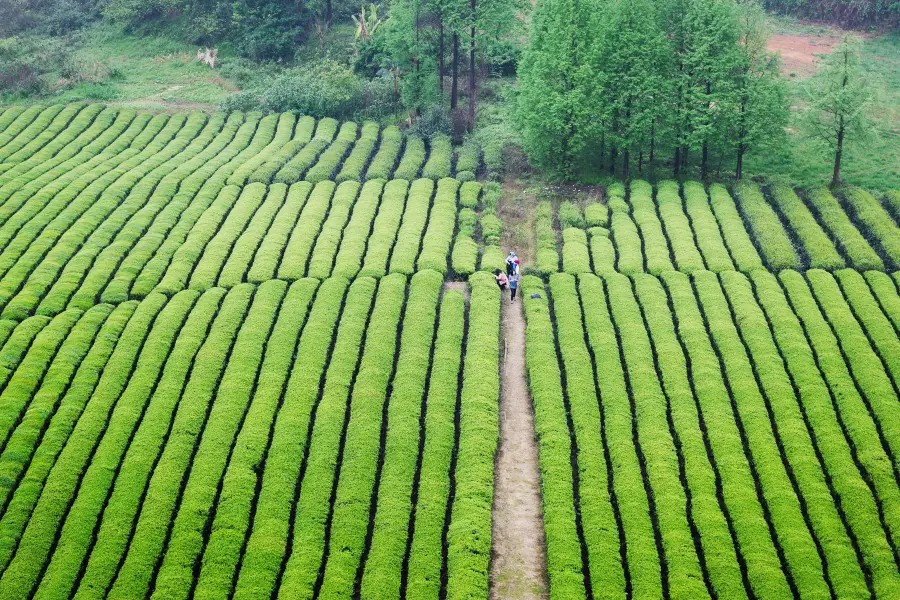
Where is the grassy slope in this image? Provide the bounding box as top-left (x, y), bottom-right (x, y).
top-left (747, 20), bottom-right (900, 191)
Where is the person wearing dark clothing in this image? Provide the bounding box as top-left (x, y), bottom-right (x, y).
top-left (508, 270), bottom-right (519, 301)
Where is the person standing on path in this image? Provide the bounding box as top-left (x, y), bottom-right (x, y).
top-left (505, 251), bottom-right (519, 277)
top-left (508, 269), bottom-right (519, 302)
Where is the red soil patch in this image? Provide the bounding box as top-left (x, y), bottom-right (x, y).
top-left (768, 33), bottom-right (842, 77)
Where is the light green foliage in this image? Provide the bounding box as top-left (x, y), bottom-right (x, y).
top-left (403, 289), bottom-right (464, 599)
top-left (447, 272), bottom-right (499, 600)
top-left (804, 35), bottom-right (878, 187)
top-left (770, 185), bottom-right (843, 270)
top-left (655, 181), bottom-right (705, 273)
top-left (734, 182), bottom-right (800, 270)
top-left (562, 228), bottom-right (590, 274)
top-left (709, 184), bottom-right (764, 271)
top-left (629, 180), bottom-right (672, 275)
top-left (365, 126), bottom-right (403, 181)
top-left (393, 135), bottom-right (426, 181)
top-left (585, 202), bottom-right (608, 227)
top-left (421, 134), bottom-right (452, 180)
top-left (806, 187), bottom-right (882, 270)
top-left (417, 178), bottom-right (460, 273)
top-left (534, 201), bottom-right (558, 276)
top-left (843, 187), bottom-right (900, 268)
top-left (459, 181), bottom-right (482, 209)
top-left (557, 201), bottom-right (584, 229)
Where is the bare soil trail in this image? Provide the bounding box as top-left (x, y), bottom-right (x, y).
top-left (490, 293), bottom-right (549, 600)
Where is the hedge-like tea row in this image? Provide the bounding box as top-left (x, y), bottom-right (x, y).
top-left (421, 134), bottom-right (452, 180)
top-left (359, 270), bottom-right (442, 600)
top-left (770, 185), bottom-right (843, 270)
top-left (561, 228), bottom-right (590, 274)
top-left (0, 114), bottom-right (181, 305)
top-left (0, 112), bottom-right (210, 322)
top-left (682, 182), bottom-right (734, 272)
top-left (579, 274), bottom-right (661, 597)
top-left (694, 270), bottom-right (831, 598)
top-left (805, 187), bottom-right (883, 271)
top-left (554, 274), bottom-right (632, 596)
top-left (403, 288), bottom-right (465, 599)
top-left (779, 270), bottom-right (900, 556)
top-left (806, 269), bottom-right (900, 464)
top-left (583, 203), bottom-right (607, 229)
top-left (336, 121), bottom-right (379, 183)
top-left (359, 180), bottom-right (409, 278)
top-left (629, 180), bottom-right (673, 275)
top-left (587, 227), bottom-right (615, 275)
top-left (365, 126), bottom-right (402, 181)
top-left (734, 183), bottom-right (800, 271)
top-left (0, 291), bottom-right (185, 596)
top-left (52, 112), bottom-right (247, 311)
top-left (535, 201), bottom-right (559, 276)
top-left (247, 182), bottom-right (312, 283)
top-left (273, 117), bottom-right (338, 184)
top-left (248, 115), bottom-right (316, 184)
top-left (454, 139), bottom-right (480, 182)
top-left (557, 201), bottom-right (585, 229)
top-left (709, 184), bottom-right (764, 272)
top-left (393, 135), bottom-right (426, 181)
top-left (446, 272), bottom-right (498, 600)
top-left (305, 121), bottom-right (359, 185)
top-left (633, 274), bottom-right (747, 599)
top-left (389, 179), bottom-right (434, 275)
top-left (317, 274), bottom-right (407, 600)
top-left (232, 277), bottom-right (349, 600)
top-left (122, 113), bottom-right (276, 298)
top-left (521, 276), bottom-right (589, 600)
top-left (276, 276), bottom-right (377, 599)
top-left (0, 108), bottom-right (140, 231)
top-left (751, 269), bottom-right (900, 598)
top-left (610, 211), bottom-right (643, 275)
top-left (331, 180), bottom-right (385, 279)
top-left (720, 271), bottom-right (868, 599)
top-left (605, 273), bottom-right (709, 598)
top-left (656, 180), bottom-right (705, 273)
top-left (227, 112), bottom-right (296, 186)
top-left (843, 187), bottom-right (900, 268)
top-left (417, 178), bottom-right (460, 274)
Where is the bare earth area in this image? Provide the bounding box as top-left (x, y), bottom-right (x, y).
top-left (768, 32), bottom-right (842, 76)
top-left (490, 295), bottom-right (549, 600)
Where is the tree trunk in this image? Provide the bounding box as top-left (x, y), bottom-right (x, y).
top-left (623, 149), bottom-right (630, 180)
top-left (451, 33), bottom-right (459, 109)
top-left (832, 126), bottom-right (844, 188)
top-left (649, 123), bottom-right (655, 163)
top-left (468, 0), bottom-right (477, 130)
top-left (325, 0), bottom-right (332, 23)
top-left (610, 147), bottom-right (617, 175)
top-left (736, 100), bottom-right (746, 180)
top-left (674, 146), bottom-right (680, 177)
top-left (702, 142), bottom-right (708, 180)
top-left (638, 151), bottom-right (643, 173)
top-left (438, 17), bottom-right (445, 95)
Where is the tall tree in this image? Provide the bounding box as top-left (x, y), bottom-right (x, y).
top-left (595, 0), bottom-right (668, 179)
top-left (804, 34), bottom-right (877, 187)
top-left (731, 0), bottom-right (788, 179)
top-left (517, 0), bottom-right (600, 175)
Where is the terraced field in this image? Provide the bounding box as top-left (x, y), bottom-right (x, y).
top-left (1, 103), bottom-right (900, 600)
top-left (528, 180), bottom-right (900, 599)
top-left (0, 104), bottom-right (500, 600)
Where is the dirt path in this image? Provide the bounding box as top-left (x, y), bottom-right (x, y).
top-left (490, 295), bottom-right (549, 600)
